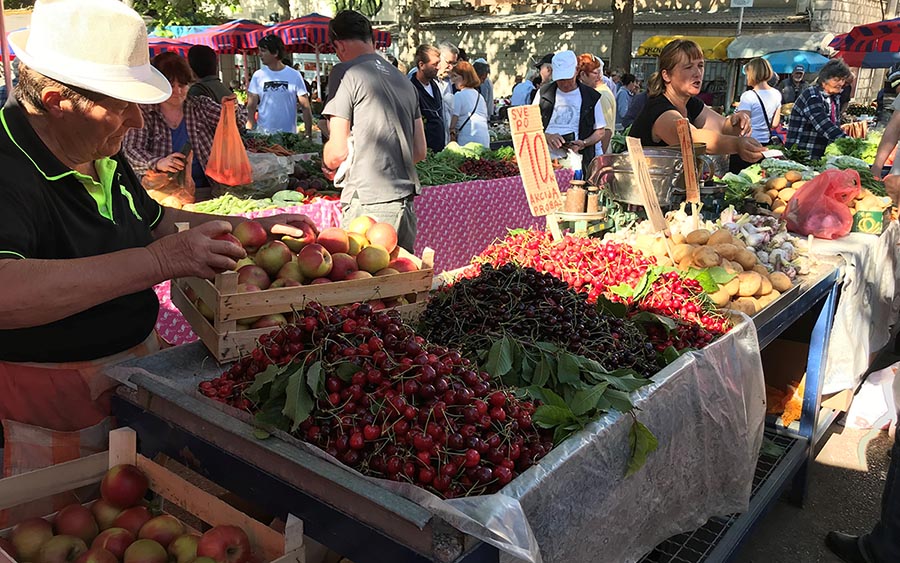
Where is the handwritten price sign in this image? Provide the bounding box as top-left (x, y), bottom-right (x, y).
top-left (509, 105), bottom-right (562, 217)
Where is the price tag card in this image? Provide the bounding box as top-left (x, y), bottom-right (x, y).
top-left (508, 105), bottom-right (562, 217)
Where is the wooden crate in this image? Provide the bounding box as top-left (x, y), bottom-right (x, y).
top-left (172, 247), bottom-right (435, 362)
top-left (0, 428), bottom-right (304, 563)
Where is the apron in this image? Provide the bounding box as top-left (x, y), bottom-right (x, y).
top-left (0, 332), bottom-right (160, 525)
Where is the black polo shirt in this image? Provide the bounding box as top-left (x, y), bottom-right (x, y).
top-left (0, 97), bottom-right (164, 362)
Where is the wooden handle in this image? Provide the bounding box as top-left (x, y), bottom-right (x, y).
top-left (676, 119), bottom-right (700, 204)
top-left (626, 137), bottom-right (667, 233)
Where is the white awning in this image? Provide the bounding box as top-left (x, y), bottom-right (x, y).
top-left (726, 31), bottom-right (835, 59)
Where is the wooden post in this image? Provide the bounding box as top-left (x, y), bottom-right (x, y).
top-left (626, 137), bottom-right (676, 263)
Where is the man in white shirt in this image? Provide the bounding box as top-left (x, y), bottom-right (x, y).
top-left (247, 34), bottom-right (313, 137)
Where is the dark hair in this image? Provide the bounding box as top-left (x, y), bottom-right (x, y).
top-left (648, 39), bottom-right (704, 96)
top-left (258, 34), bottom-right (287, 59)
top-left (621, 73), bottom-right (637, 87)
top-left (816, 59), bottom-right (853, 86)
top-left (152, 52), bottom-right (195, 85)
top-left (329, 10), bottom-right (373, 43)
top-left (14, 64), bottom-right (97, 114)
top-left (473, 61), bottom-right (489, 78)
top-left (414, 44), bottom-right (439, 69)
top-left (457, 47), bottom-right (468, 62)
top-left (450, 60), bottom-right (480, 89)
top-left (187, 45), bottom-right (217, 78)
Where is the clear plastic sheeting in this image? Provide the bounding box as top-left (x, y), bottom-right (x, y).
top-left (501, 318), bottom-right (766, 563)
top-left (811, 223), bottom-right (900, 394)
top-left (109, 319), bottom-right (765, 563)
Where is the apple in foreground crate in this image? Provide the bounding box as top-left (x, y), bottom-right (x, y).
top-left (196, 526), bottom-right (252, 563)
top-left (100, 464), bottom-right (149, 509)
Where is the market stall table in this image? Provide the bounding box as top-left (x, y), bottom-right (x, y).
top-left (108, 309), bottom-right (764, 563)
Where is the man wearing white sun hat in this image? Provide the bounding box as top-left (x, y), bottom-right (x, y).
top-left (0, 0), bottom-right (315, 473)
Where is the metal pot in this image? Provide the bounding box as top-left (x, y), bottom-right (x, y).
top-left (588, 149), bottom-right (684, 207)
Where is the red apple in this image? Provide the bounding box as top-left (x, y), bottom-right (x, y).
top-left (366, 223), bottom-right (398, 254)
top-left (100, 464), bottom-right (148, 509)
top-left (309, 277), bottom-right (331, 285)
top-left (167, 534), bottom-right (200, 563)
top-left (123, 540), bottom-right (167, 563)
top-left (90, 500), bottom-right (122, 532)
top-left (328, 253), bottom-right (358, 281)
top-left (356, 245), bottom-right (390, 274)
top-left (297, 244), bottom-right (332, 279)
top-left (254, 240), bottom-right (293, 277)
top-left (237, 265), bottom-right (271, 290)
top-left (137, 515), bottom-right (183, 550)
top-left (345, 270), bottom-right (373, 280)
top-left (196, 526), bottom-right (251, 563)
top-left (75, 547), bottom-right (118, 563)
top-left (92, 528), bottom-right (135, 559)
top-left (212, 233), bottom-right (242, 247)
top-left (280, 222), bottom-right (317, 252)
top-left (0, 538), bottom-right (18, 560)
top-left (275, 262), bottom-right (305, 283)
top-left (347, 232), bottom-right (369, 256)
top-left (389, 257), bottom-right (419, 273)
top-left (374, 267), bottom-right (400, 276)
top-left (250, 314), bottom-right (287, 330)
top-left (112, 507), bottom-right (152, 537)
top-left (37, 536), bottom-right (88, 563)
top-left (193, 558), bottom-right (217, 563)
top-left (316, 227), bottom-right (350, 255)
top-left (11, 517), bottom-right (54, 562)
top-left (346, 215), bottom-right (377, 235)
top-left (233, 221), bottom-right (267, 253)
top-left (55, 504), bottom-right (99, 544)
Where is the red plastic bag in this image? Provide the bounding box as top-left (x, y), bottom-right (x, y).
top-left (206, 98), bottom-right (252, 186)
top-left (784, 168), bottom-right (861, 239)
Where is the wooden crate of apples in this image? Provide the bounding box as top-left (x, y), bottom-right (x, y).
top-left (172, 215), bottom-right (434, 362)
top-left (670, 227), bottom-right (793, 316)
top-left (0, 428), bottom-right (303, 563)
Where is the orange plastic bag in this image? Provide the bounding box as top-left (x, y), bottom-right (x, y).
top-left (206, 98), bottom-right (252, 186)
top-left (784, 168), bottom-right (860, 239)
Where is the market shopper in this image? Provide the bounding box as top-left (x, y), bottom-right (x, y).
top-left (321, 10), bottom-right (426, 253)
top-left (534, 51), bottom-right (605, 175)
top-left (779, 64), bottom-right (810, 104)
top-left (869, 71), bottom-right (900, 179)
top-left (410, 44), bottom-right (446, 153)
top-left (732, 58), bottom-right (782, 171)
top-left (784, 58), bottom-right (852, 160)
top-left (123, 52), bottom-right (245, 188)
top-left (187, 45), bottom-right (232, 103)
top-left (449, 61), bottom-right (491, 147)
top-left (510, 53), bottom-right (552, 106)
top-left (575, 54), bottom-right (615, 154)
top-left (630, 39), bottom-right (765, 164)
top-left (615, 73), bottom-right (639, 132)
top-left (473, 60), bottom-right (495, 120)
top-left (437, 41), bottom-right (460, 142)
top-left (247, 34), bottom-right (313, 137)
top-left (0, 0), bottom-right (317, 471)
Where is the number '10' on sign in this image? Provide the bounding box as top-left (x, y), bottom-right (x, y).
top-left (517, 131), bottom-right (552, 184)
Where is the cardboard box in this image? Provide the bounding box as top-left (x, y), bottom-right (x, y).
top-left (851, 210), bottom-right (888, 235)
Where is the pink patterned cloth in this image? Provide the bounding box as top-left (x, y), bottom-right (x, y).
top-left (153, 199), bottom-right (343, 346)
top-left (153, 171), bottom-right (573, 345)
top-left (414, 168), bottom-right (573, 273)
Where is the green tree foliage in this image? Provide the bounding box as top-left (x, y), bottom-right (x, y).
top-left (132, 0), bottom-right (240, 26)
top-left (333, 0), bottom-right (383, 18)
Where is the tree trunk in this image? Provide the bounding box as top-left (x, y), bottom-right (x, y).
top-left (611, 0), bottom-right (634, 74)
top-left (276, 0), bottom-right (291, 20)
top-left (397, 0), bottom-right (422, 62)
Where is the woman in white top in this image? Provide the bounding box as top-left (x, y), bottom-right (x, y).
top-left (448, 61), bottom-right (490, 147)
top-left (737, 58), bottom-right (782, 145)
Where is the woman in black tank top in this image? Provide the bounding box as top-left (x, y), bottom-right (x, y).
top-left (629, 40), bottom-right (766, 165)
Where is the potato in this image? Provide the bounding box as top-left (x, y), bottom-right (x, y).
top-left (772, 207), bottom-right (784, 218)
top-left (773, 199), bottom-right (787, 211)
top-left (769, 271), bottom-right (792, 292)
top-left (724, 276), bottom-right (741, 297)
top-left (753, 264), bottom-right (770, 276)
top-left (758, 289), bottom-right (782, 307)
top-left (657, 255), bottom-right (674, 267)
top-left (766, 189), bottom-right (780, 200)
top-left (673, 243), bottom-right (694, 262)
top-left (714, 243), bottom-right (739, 260)
top-left (737, 271), bottom-right (763, 297)
top-left (677, 256), bottom-right (694, 271)
top-left (732, 237), bottom-right (747, 248)
top-left (784, 171), bottom-right (802, 183)
top-left (736, 296), bottom-right (762, 314)
top-left (779, 187), bottom-right (797, 201)
top-left (671, 231), bottom-right (686, 245)
top-left (634, 233), bottom-right (656, 251)
top-left (709, 288), bottom-right (731, 308)
top-left (685, 229), bottom-right (711, 245)
top-left (755, 275), bottom-right (773, 297)
top-left (754, 192), bottom-right (773, 206)
top-left (692, 246), bottom-right (721, 268)
top-left (792, 180), bottom-right (807, 190)
top-left (650, 237), bottom-right (669, 257)
top-left (736, 249), bottom-right (758, 270)
top-left (707, 229), bottom-right (734, 246)
top-left (766, 177), bottom-right (789, 191)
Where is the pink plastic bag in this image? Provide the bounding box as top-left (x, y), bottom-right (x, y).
top-left (784, 168), bottom-right (861, 239)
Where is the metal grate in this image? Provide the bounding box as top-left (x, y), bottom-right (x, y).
top-left (638, 429), bottom-right (798, 563)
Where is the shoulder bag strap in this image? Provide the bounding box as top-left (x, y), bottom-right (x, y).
top-left (752, 90), bottom-right (775, 130)
top-left (456, 91), bottom-right (480, 133)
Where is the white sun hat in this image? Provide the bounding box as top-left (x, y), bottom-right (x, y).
top-left (7, 0), bottom-right (172, 104)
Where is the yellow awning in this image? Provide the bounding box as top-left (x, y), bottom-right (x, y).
top-left (636, 35), bottom-right (735, 61)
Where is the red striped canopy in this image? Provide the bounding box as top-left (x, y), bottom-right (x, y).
top-left (148, 37), bottom-right (193, 58)
top-left (250, 13), bottom-right (392, 54)
top-left (829, 18), bottom-right (900, 52)
top-left (179, 19), bottom-right (268, 54)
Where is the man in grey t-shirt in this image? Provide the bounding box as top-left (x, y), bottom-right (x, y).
top-left (322, 10), bottom-right (426, 252)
